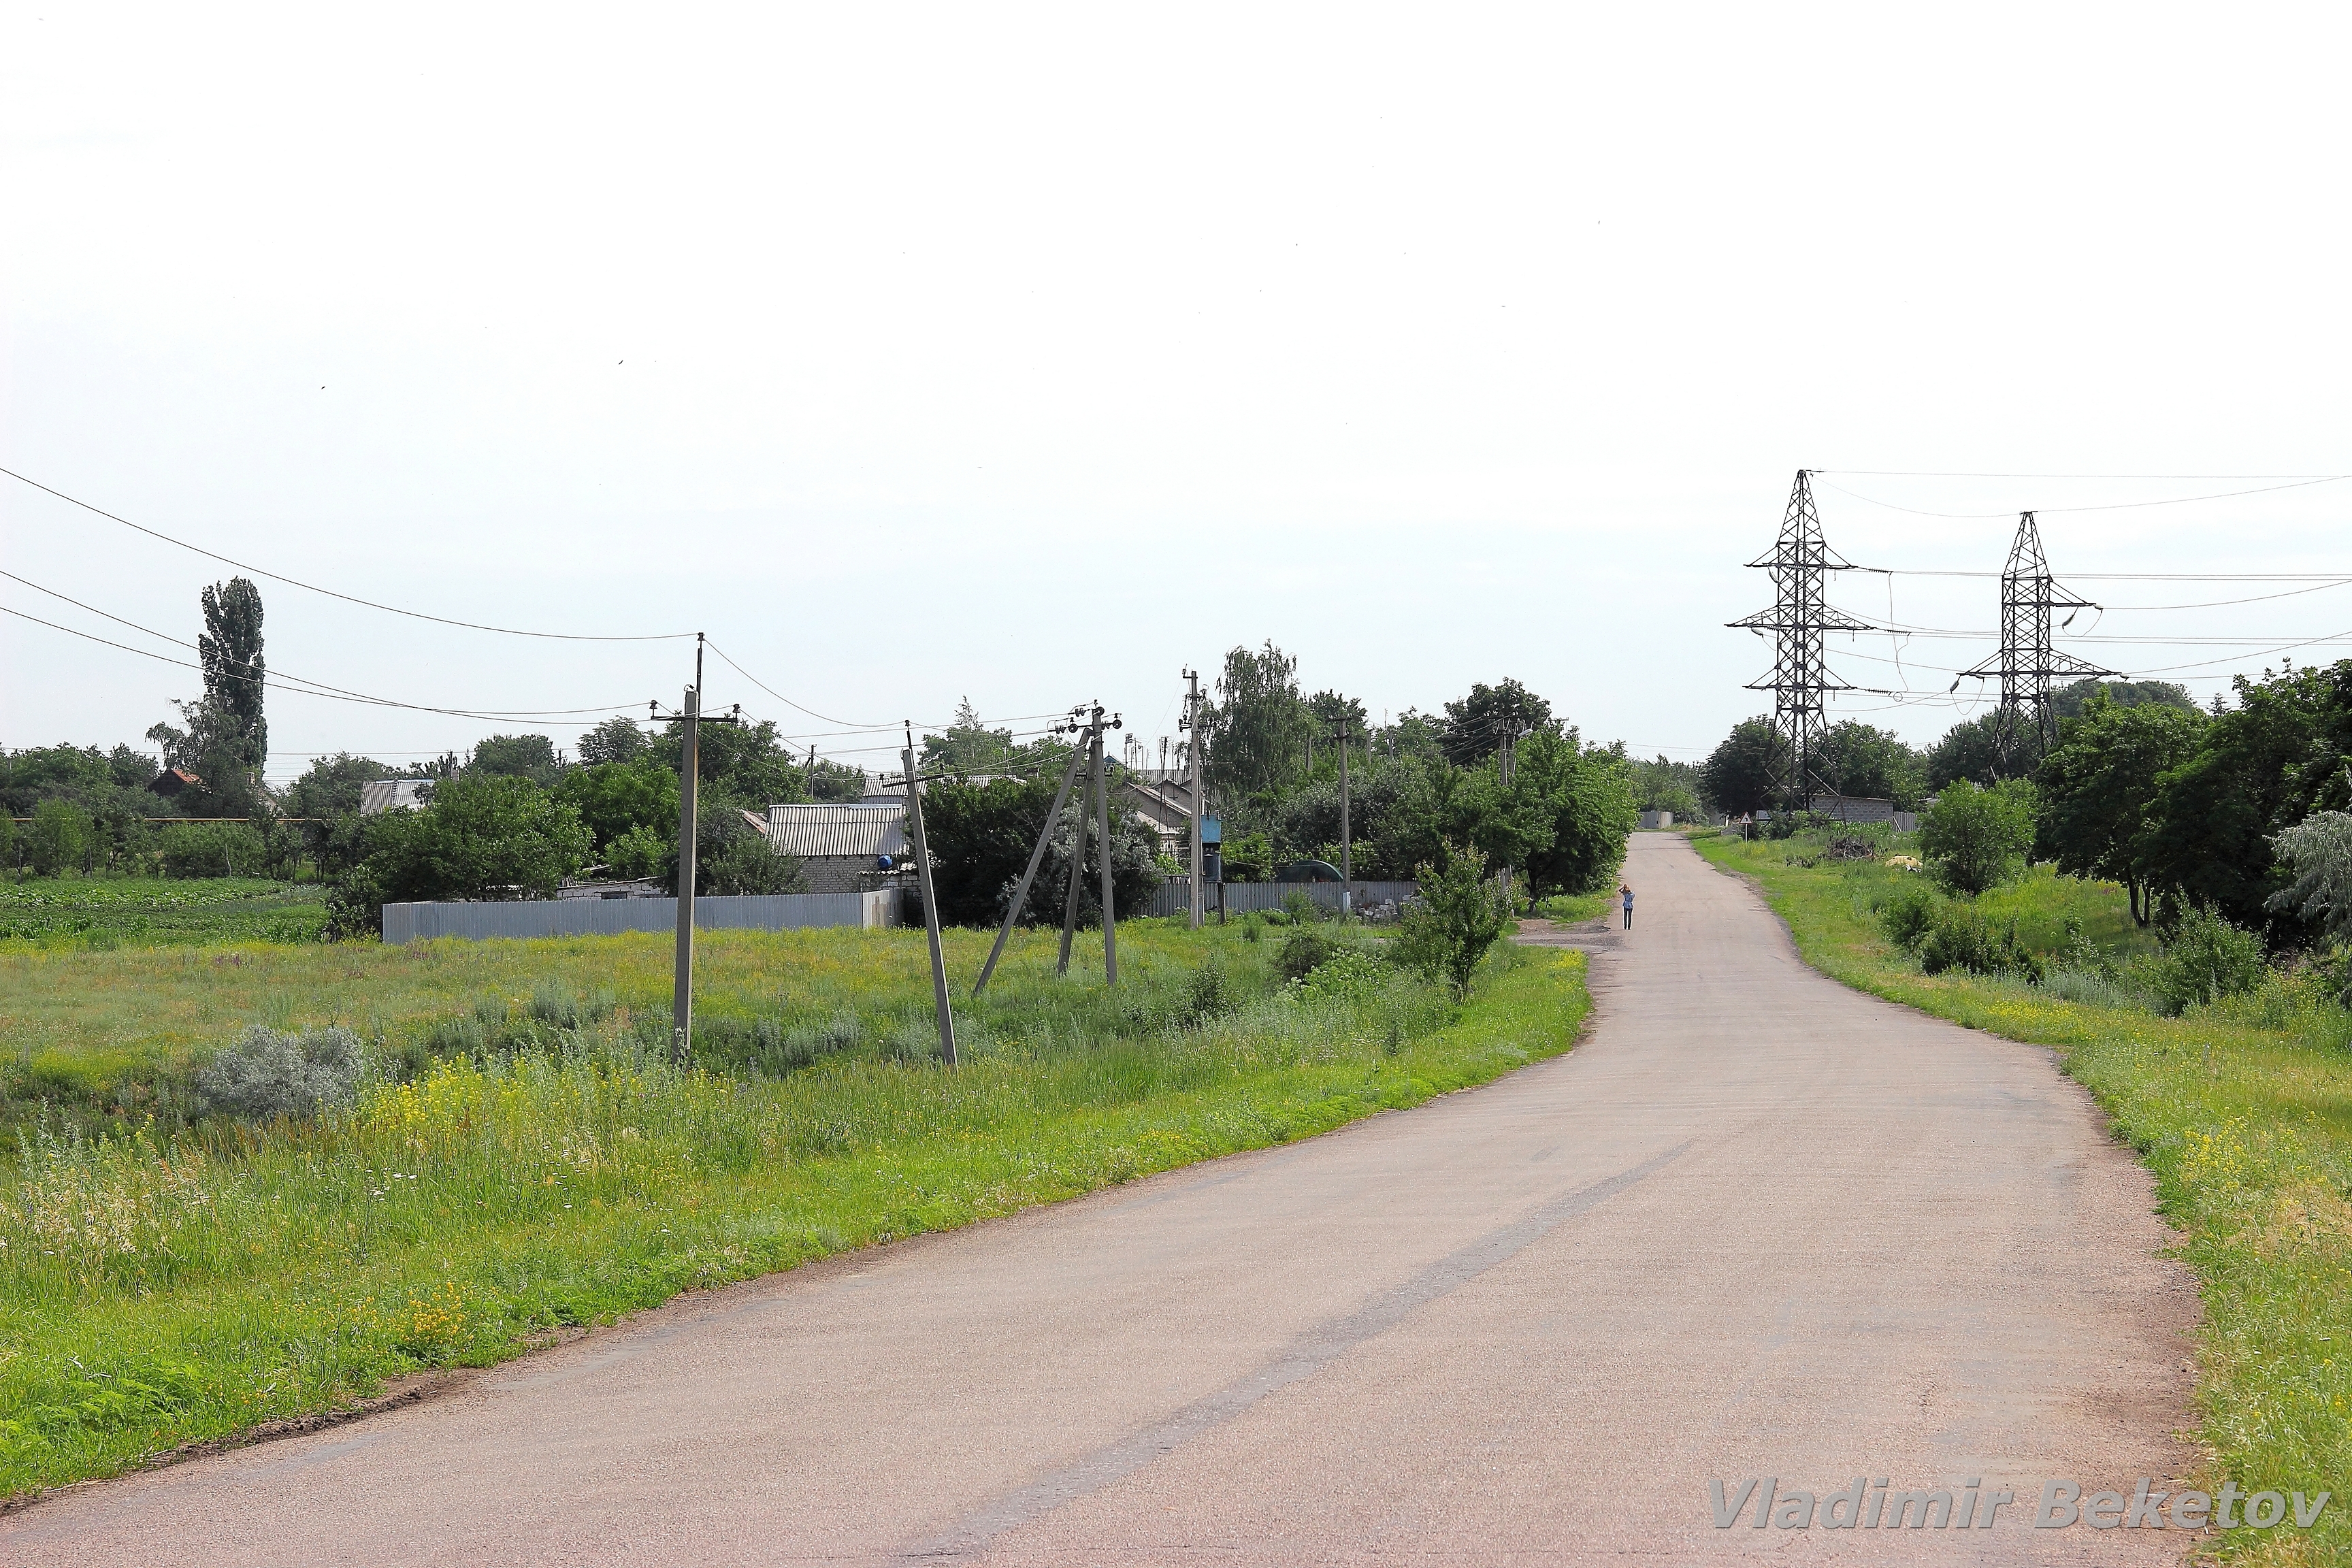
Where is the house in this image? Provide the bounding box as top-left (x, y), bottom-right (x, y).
top-left (360, 779), bottom-right (436, 815)
top-left (762, 802), bottom-right (911, 893)
top-left (148, 767), bottom-right (203, 799)
top-left (1115, 772), bottom-right (1196, 860)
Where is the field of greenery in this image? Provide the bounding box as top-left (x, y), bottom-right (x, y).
top-left (1695, 826), bottom-right (2351, 1565)
top-left (0, 914), bottom-right (1586, 1501)
top-left (0, 877), bottom-right (327, 950)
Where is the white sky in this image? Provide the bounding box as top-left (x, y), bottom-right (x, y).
top-left (4, 5), bottom-right (2348, 781)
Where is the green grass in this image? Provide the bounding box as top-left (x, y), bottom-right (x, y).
top-left (0, 919), bottom-right (1588, 1500)
top-left (1694, 828), bottom-right (2349, 1565)
top-left (0, 876), bottom-right (326, 949)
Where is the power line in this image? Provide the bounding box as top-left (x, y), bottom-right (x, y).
top-left (1, 604), bottom-right (646, 722)
top-left (1815, 470), bottom-right (2344, 480)
top-left (0, 464), bottom-right (696, 642)
top-left (1814, 472), bottom-right (2352, 521)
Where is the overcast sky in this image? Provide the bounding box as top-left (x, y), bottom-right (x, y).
top-left (5, 5), bottom-right (2348, 783)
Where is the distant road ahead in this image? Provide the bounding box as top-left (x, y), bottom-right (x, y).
top-left (5, 834), bottom-right (2195, 1565)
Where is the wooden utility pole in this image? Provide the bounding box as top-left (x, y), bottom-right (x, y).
top-left (1182, 668), bottom-right (1203, 931)
top-left (902, 725), bottom-right (958, 1066)
top-left (1091, 705), bottom-right (1117, 986)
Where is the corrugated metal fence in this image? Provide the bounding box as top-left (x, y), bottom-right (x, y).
top-left (383, 890), bottom-right (896, 944)
top-left (1144, 879), bottom-right (1421, 918)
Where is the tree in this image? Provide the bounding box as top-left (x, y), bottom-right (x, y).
top-left (1929, 680), bottom-right (2196, 791)
top-left (919, 770), bottom-right (1158, 928)
top-left (2035, 695), bottom-right (2207, 924)
top-left (553, 760), bottom-right (680, 858)
top-left (26, 798), bottom-right (92, 877)
top-left (1916, 779), bottom-right (2038, 896)
top-left (198, 577), bottom-right (267, 782)
top-left (1202, 642), bottom-right (1314, 802)
top-left (1631, 755), bottom-right (1705, 821)
top-left (1699, 718), bottom-right (1783, 817)
top-left (1817, 721), bottom-right (1925, 807)
top-left (1518, 732), bottom-right (1638, 896)
top-left (576, 716), bottom-right (649, 766)
top-left (1438, 679), bottom-right (1552, 767)
top-left (2268, 804), bottom-right (2352, 943)
top-left (2142, 661), bottom-right (2352, 934)
top-left (922, 699), bottom-right (1015, 772)
top-left (466, 733), bottom-right (568, 785)
top-left (327, 775), bottom-right (591, 934)
top-left (1394, 843), bottom-right (1510, 997)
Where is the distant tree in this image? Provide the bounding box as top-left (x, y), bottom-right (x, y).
top-left (198, 576), bottom-right (267, 783)
top-left (921, 773), bottom-right (1158, 927)
top-left (326, 775), bottom-right (591, 934)
top-left (25, 798), bottom-right (92, 877)
top-left (804, 758), bottom-right (869, 802)
top-left (1929, 680), bottom-right (2195, 791)
top-left (1519, 732), bottom-right (1639, 896)
top-left (649, 717), bottom-right (804, 809)
top-left (2035, 694), bottom-right (2206, 924)
top-left (576, 715), bottom-right (650, 766)
top-left (1630, 755), bottom-right (1706, 821)
top-left (553, 760), bottom-right (680, 858)
top-left (466, 733), bottom-right (568, 785)
top-left (1818, 721), bottom-right (1925, 808)
top-left (1202, 642), bottom-right (1314, 802)
top-left (1699, 718), bottom-right (1783, 817)
top-left (922, 698), bottom-right (1015, 772)
top-left (1917, 779), bottom-right (2038, 896)
top-left (1439, 679), bottom-right (1552, 766)
top-left (280, 753), bottom-right (397, 820)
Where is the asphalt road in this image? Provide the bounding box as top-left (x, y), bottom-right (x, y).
top-left (5, 834), bottom-right (2198, 1565)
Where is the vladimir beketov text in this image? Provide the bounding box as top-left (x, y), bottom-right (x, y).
top-left (1710, 1477), bottom-right (2329, 1532)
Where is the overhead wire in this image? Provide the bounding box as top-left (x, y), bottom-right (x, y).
top-left (1814, 472), bottom-right (2352, 521)
top-left (0, 465), bottom-right (697, 642)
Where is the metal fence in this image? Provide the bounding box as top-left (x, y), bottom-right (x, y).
top-left (382, 889), bottom-right (896, 944)
top-left (1143, 878), bottom-right (1420, 919)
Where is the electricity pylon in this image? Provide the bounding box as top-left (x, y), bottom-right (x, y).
top-left (1730, 470), bottom-right (1870, 810)
top-left (1957, 511), bottom-right (2117, 766)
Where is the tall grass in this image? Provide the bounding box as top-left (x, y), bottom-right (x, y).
top-left (0, 926), bottom-right (1586, 1499)
top-left (1695, 830), bottom-right (2352, 1564)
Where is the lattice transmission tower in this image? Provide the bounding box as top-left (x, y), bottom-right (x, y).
top-left (1729, 470), bottom-right (1872, 810)
top-left (1957, 511), bottom-right (2117, 767)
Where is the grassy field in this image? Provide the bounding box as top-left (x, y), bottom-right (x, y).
top-left (0, 915), bottom-right (1588, 1500)
top-left (1694, 828), bottom-right (2350, 1565)
top-left (0, 877), bottom-right (326, 950)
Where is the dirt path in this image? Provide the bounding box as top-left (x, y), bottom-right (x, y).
top-left (3, 834), bottom-right (2198, 1565)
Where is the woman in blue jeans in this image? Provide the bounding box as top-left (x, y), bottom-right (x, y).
top-left (1620, 882), bottom-right (1633, 929)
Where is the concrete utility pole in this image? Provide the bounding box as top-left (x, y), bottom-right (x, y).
top-left (1182, 668), bottom-right (1203, 931)
top-left (1058, 708), bottom-right (1095, 976)
top-left (670, 642), bottom-right (703, 1065)
top-left (1331, 721), bottom-right (1355, 915)
top-left (902, 725), bottom-right (958, 1066)
top-left (973, 717), bottom-right (1089, 998)
top-left (1092, 705), bottom-right (1118, 986)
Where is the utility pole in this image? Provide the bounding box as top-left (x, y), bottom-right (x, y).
top-left (1729, 470), bottom-right (1872, 811)
top-left (1181, 669), bottom-right (1203, 932)
top-left (670, 641), bottom-right (702, 1066)
top-left (1091, 704), bottom-right (1117, 986)
top-left (1329, 720), bottom-right (1356, 915)
top-left (1058, 707), bottom-right (1096, 975)
top-left (974, 710), bottom-right (1088, 997)
top-left (902, 723), bottom-right (958, 1066)
top-left (1958, 511), bottom-right (2117, 771)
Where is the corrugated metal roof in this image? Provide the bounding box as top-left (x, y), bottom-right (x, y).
top-left (765, 802), bottom-right (910, 860)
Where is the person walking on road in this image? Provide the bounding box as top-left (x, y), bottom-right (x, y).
top-left (1620, 881), bottom-right (1634, 930)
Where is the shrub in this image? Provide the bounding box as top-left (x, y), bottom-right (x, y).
top-left (1275, 926), bottom-right (1339, 983)
top-left (159, 822), bottom-right (269, 879)
top-left (1764, 810), bottom-right (1833, 841)
top-left (1181, 960), bottom-right (1235, 1025)
top-left (1916, 906), bottom-right (2043, 982)
top-left (2039, 967), bottom-right (2144, 1009)
top-left (2145, 904), bottom-right (2267, 1015)
top-left (1917, 779), bottom-right (2038, 896)
top-left (529, 978), bottom-right (615, 1030)
top-left (1878, 884), bottom-right (1942, 951)
top-left (1394, 844), bottom-right (1510, 998)
top-left (195, 1025), bottom-right (364, 1120)
top-left (1292, 947), bottom-right (1389, 1003)
top-left (25, 799), bottom-right (93, 877)
top-left (1281, 889), bottom-right (1321, 925)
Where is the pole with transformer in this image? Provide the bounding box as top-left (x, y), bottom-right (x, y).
top-left (901, 723), bottom-right (958, 1066)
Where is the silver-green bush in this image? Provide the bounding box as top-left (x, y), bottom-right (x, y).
top-left (195, 1025), bottom-right (364, 1120)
